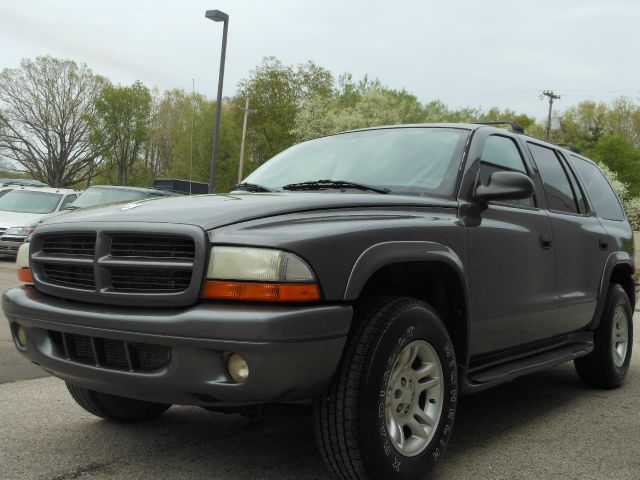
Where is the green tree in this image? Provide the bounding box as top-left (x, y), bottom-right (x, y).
top-left (0, 56), bottom-right (105, 186)
top-left (89, 81), bottom-right (152, 185)
top-left (592, 135), bottom-right (640, 196)
top-left (236, 57), bottom-right (334, 165)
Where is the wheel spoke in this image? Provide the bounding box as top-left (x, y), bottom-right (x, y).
top-left (388, 417), bottom-right (401, 445)
top-left (412, 408), bottom-right (437, 428)
top-left (414, 361), bottom-right (436, 380)
top-left (416, 375), bottom-right (440, 394)
top-left (407, 417), bottom-right (430, 441)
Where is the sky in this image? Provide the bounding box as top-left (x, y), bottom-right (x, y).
top-left (1, 0), bottom-right (639, 121)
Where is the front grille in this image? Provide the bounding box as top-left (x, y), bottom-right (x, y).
top-left (111, 235), bottom-right (195, 259)
top-left (0, 227), bottom-right (7, 236)
top-left (49, 331), bottom-right (170, 372)
top-left (42, 234), bottom-right (96, 256)
top-left (110, 268), bottom-right (191, 293)
top-left (31, 226), bottom-right (203, 306)
top-left (42, 264), bottom-right (95, 290)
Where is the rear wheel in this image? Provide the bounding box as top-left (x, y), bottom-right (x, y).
top-left (315, 296), bottom-right (457, 480)
top-left (575, 283), bottom-right (633, 388)
top-left (66, 382), bottom-right (171, 422)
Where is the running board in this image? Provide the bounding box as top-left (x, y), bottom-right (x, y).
top-left (463, 341), bottom-right (593, 393)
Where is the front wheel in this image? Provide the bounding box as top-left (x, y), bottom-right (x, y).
top-left (66, 382), bottom-right (171, 423)
top-left (575, 283), bottom-right (633, 388)
top-left (315, 296), bottom-right (457, 480)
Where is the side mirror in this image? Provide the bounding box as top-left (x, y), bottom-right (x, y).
top-left (475, 171), bottom-right (534, 203)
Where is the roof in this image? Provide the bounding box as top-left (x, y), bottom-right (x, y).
top-left (335, 122), bottom-right (578, 157)
top-left (86, 185), bottom-right (173, 194)
top-left (3, 186), bottom-right (80, 194)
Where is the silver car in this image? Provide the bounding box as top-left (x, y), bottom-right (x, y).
top-left (0, 187), bottom-right (79, 256)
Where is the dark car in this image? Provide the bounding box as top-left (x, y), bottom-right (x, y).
top-left (4, 124), bottom-right (635, 480)
top-left (66, 185), bottom-right (178, 210)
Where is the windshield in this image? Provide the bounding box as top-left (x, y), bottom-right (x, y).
top-left (243, 127), bottom-right (469, 197)
top-left (71, 187), bottom-right (149, 209)
top-left (0, 190), bottom-right (62, 214)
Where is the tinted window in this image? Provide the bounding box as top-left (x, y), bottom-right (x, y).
top-left (528, 143), bottom-right (578, 214)
top-left (479, 135), bottom-right (534, 207)
top-left (568, 155), bottom-right (625, 221)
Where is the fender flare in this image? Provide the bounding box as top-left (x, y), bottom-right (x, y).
top-left (343, 241), bottom-right (472, 365)
top-left (590, 251), bottom-right (635, 330)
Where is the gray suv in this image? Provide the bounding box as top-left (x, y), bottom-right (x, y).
top-left (3, 124), bottom-right (635, 480)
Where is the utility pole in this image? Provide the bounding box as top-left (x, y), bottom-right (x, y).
top-left (541, 90), bottom-right (561, 140)
top-left (235, 98), bottom-right (256, 184)
top-left (189, 79), bottom-right (194, 195)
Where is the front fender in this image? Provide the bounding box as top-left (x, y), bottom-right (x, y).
top-left (343, 241), bottom-right (467, 300)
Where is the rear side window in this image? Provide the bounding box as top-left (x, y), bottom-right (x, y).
top-left (528, 143), bottom-right (579, 214)
top-left (568, 155), bottom-right (625, 221)
top-left (479, 135), bottom-right (534, 207)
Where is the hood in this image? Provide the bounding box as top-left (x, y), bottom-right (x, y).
top-left (0, 210), bottom-right (48, 229)
top-left (40, 193), bottom-right (457, 231)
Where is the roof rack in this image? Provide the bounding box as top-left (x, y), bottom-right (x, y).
top-left (556, 143), bottom-right (581, 154)
top-left (472, 121), bottom-right (525, 134)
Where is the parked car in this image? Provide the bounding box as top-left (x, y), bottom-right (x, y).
top-left (4, 124), bottom-right (636, 480)
top-left (18, 185), bottom-right (179, 250)
top-left (0, 178), bottom-right (48, 187)
top-left (0, 187), bottom-right (79, 256)
top-left (65, 185), bottom-right (179, 210)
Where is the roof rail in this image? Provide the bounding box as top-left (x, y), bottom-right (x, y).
top-left (472, 121), bottom-right (525, 134)
top-left (556, 143), bottom-right (581, 154)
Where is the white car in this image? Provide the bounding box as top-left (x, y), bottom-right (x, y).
top-left (0, 187), bottom-right (79, 256)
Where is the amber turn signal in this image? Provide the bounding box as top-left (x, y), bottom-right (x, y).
top-left (17, 268), bottom-right (33, 283)
top-left (203, 280), bottom-right (321, 302)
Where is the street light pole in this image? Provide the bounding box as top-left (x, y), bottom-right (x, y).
top-left (205, 9), bottom-right (229, 193)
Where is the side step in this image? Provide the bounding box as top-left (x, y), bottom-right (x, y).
top-left (464, 341), bottom-right (593, 392)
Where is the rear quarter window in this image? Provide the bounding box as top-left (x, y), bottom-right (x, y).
top-left (568, 155), bottom-right (625, 221)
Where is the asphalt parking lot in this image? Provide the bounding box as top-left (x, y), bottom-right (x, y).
top-left (0, 257), bottom-right (638, 480)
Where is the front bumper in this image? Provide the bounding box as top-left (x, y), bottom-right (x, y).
top-left (0, 238), bottom-right (24, 255)
top-left (3, 287), bottom-right (352, 407)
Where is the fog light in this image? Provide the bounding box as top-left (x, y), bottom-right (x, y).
top-left (16, 325), bottom-right (27, 348)
top-left (228, 353), bottom-right (249, 383)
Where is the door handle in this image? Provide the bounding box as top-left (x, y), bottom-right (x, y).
top-left (598, 238), bottom-right (609, 250)
top-left (539, 234), bottom-right (553, 250)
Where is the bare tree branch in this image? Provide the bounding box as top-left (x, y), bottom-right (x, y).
top-left (0, 56), bottom-right (106, 186)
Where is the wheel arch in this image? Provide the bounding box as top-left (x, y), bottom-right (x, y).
top-left (344, 241), bottom-right (471, 366)
top-left (592, 252), bottom-right (636, 329)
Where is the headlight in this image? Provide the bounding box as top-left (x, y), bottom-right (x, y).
top-left (5, 226), bottom-right (34, 237)
top-left (203, 246), bottom-right (320, 302)
top-left (16, 243), bottom-right (33, 284)
top-left (207, 246), bottom-right (316, 282)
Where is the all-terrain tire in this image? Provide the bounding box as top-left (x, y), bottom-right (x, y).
top-left (314, 296), bottom-right (457, 480)
top-left (66, 382), bottom-right (171, 423)
top-left (574, 283), bottom-right (633, 388)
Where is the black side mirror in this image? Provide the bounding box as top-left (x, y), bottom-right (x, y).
top-left (475, 171), bottom-right (534, 203)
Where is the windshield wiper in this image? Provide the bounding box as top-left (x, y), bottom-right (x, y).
top-left (282, 180), bottom-right (390, 194)
top-left (230, 182), bottom-right (278, 193)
